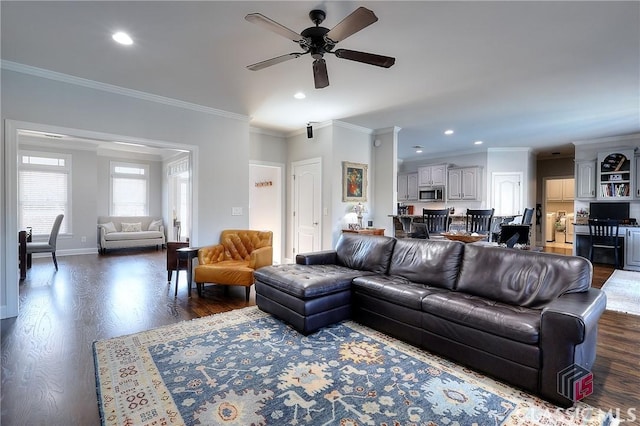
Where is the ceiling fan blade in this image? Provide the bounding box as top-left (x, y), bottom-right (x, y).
top-left (247, 53), bottom-right (303, 71)
top-left (325, 7), bottom-right (378, 43)
top-left (313, 59), bottom-right (329, 89)
top-left (334, 49), bottom-right (395, 68)
top-left (245, 13), bottom-right (305, 43)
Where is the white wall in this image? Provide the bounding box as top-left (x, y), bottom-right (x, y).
top-left (373, 128), bottom-right (400, 234)
top-left (331, 122), bottom-right (373, 246)
top-left (1, 68), bottom-right (251, 318)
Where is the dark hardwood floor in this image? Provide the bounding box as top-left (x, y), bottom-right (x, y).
top-left (1, 248), bottom-right (638, 425)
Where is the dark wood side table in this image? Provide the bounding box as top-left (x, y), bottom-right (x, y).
top-left (19, 228), bottom-right (32, 280)
top-left (175, 247), bottom-right (199, 297)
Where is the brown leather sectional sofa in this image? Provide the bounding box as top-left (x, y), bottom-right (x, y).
top-left (254, 233), bottom-right (606, 407)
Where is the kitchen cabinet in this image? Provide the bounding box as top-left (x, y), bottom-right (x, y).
top-left (546, 178), bottom-right (574, 201)
top-left (636, 156), bottom-right (640, 198)
top-left (597, 150), bottom-right (633, 199)
top-left (448, 167), bottom-right (480, 200)
top-left (397, 172), bottom-right (418, 201)
top-left (625, 227), bottom-right (640, 271)
top-left (418, 164), bottom-right (446, 187)
top-left (575, 160), bottom-right (596, 199)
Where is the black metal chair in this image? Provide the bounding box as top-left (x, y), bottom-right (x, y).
top-left (588, 219), bottom-right (621, 268)
top-left (465, 209), bottom-right (494, 237)
top-left (407, 222), bottom-right (429, 239)
top-left (499, 224), bottom-right (531, 246)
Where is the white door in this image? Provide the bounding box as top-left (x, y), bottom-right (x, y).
top-left (491, 172), bottom-right (523, 216)
top-left (249, 163), bottom-right (283, 264)
top-left (293, 159), bottom-right (321, 256)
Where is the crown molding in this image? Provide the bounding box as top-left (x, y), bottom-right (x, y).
top-left (572, 132), bottom-right (640, 146)
top-left (332, 120), bottom-right (373, 135)
top-left (1, 60), bottom-right (250, 122)
top-left (249, 126), bottom-right (287, 138)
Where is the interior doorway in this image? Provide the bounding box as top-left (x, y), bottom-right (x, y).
top-left (249, 162), bottom-right (284, 264)
top-left (543, 176), bottom-right (575, 251)
top-left (3, 119), bottom-right (197, 319)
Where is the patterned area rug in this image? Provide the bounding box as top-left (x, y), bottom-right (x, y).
top-left (602, 269), bottom-right (640, 315)
top-left (94, 307), bottom-right (612, 425)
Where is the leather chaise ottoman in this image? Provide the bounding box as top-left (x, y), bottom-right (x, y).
top-left (254, 263), bottom-right (370, 335)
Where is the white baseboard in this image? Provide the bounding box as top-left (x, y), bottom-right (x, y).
top-left (31, 248), bottom-right (99, 258)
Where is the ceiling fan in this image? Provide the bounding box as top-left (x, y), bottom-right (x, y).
top-left (245, 7), bottom-right (395, 89)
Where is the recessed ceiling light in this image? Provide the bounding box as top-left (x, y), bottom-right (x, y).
top-left (112, 31), bottom-right (133, 45)
top-left (294, 92), bottom-right (306, 99)
top-left (444, 129), bottom-right (454, 135)
top-left (474, 140), bottom-right (483, 145)
top-left (416, 149), bottom-right (423, 154)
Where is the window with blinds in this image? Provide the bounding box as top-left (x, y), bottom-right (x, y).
top-left (18, 151), bottom-right (70, 235)
top-left (111, 161), bottom-right (149, 216)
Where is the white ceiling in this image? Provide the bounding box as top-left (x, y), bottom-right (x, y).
top-left (2, 1), bottom-right (639, 161)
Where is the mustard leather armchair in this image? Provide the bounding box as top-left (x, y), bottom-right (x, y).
top-left (194, 230), bottom-right (273, 301)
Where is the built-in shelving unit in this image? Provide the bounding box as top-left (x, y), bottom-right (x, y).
top-left (597, 150), bottom-right (633, 199)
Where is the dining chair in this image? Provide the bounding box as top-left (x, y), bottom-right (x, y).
top-left (26, 214), bottom-right (64, 271)
top-left (422, 208), bottom-right (450, 236)
top-left (521, 207), bottom-right (535, 225)
top-left (588, 219), bottom-right (621, 268)
top-left (465, 208), bottom-right (494, 236)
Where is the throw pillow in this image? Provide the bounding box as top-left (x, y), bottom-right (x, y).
top-left (101, 222), bottom-right (117, 234)
top-left (121, 222), bottom-right (142, 232)
top-left (148, 219), bottom-right (162, 231)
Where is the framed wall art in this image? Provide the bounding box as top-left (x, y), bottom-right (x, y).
top-left (342, 161), bottom-right (368, 202)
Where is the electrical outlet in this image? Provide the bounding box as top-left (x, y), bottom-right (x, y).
top-left (232, 207), bottom-right (243, 216)
top-left (81, 236), bottom-right (87, 242)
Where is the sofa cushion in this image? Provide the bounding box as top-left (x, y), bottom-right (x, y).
top-left (103, 230), bottom-right (164, 241)
top-left (148, 219), bottom-right (162, 231)
top-left (352, 275), bottom-right (450, 310)
top-left (422, 292), bottom-right (541, 344)
top-left (195, 260), bottom-right (254, 286)
top-left (456, 245), bottom-right (592, 308)
top-left (254, 264), bottom-right (373, 299)
top-left (101, 222), bottom-right (117, 234)
top-left (121, 222), bottom-right (142, 232)
top-left (335, 233), bottom-right (396, 274)
top-left (388, 239), bottom-right (464, 290)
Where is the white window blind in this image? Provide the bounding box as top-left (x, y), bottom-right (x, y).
top-left (111, 162), bottom-right (148, 216)
top-left (18, 151), bottom-right (70, 235)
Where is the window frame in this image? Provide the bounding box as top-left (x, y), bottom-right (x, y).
top-left (18, 150), bottom-right (72, 237)
top-left (109, 161), bottom-right (149, 216)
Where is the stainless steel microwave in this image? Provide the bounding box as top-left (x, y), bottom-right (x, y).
top-left (419, 188), bottom-right (444, 201)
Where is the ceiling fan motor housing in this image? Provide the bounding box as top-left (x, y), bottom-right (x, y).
top-left (301, 26), bottom-right (334, 58)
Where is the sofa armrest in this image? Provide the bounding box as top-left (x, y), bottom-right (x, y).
top-left (198, 244), bottom-right (225, 265)
top-left (296, 250), bottom-right (338, 265)
top-left (250, 246), bottom-right (273, 270)
top-left (539, 288), bottom-right (606, 406)
top-left (98, 226), bottom-right (106, 249)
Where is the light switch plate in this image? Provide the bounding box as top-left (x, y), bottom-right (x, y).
top-left (232, 207), bottom-right (243, 216)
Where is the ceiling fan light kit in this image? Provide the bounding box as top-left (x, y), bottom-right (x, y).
top-left (245, 7), bottom-right (395, 89)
